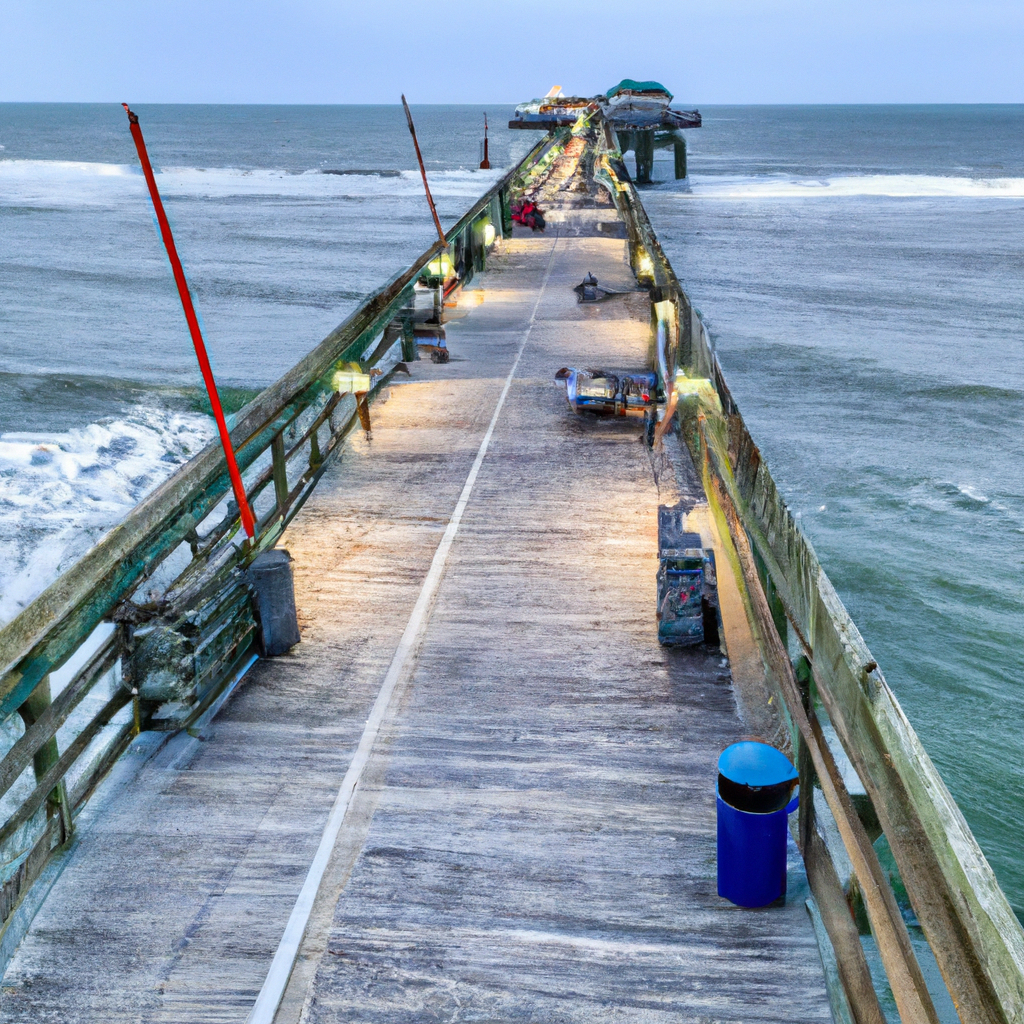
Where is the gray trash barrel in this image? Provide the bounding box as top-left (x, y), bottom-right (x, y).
top-left (248, 549), bottom-right (300, 656)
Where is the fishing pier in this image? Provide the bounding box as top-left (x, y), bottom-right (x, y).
top-left (0, 109), bottom-right (1022, 1023)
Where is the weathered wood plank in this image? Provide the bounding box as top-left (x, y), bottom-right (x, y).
top-left (0, 635), bottom-right (118, 804)
top-left (286, 233), bottom-right (830, 1024)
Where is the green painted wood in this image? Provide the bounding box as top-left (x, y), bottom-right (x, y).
top-left (0, 637), bottom-right (117, 805)
top-left (271, 434), bottom-right (289, 514)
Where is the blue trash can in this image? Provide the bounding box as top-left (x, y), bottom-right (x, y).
top-left (717, 741), bottom-right (799, 908)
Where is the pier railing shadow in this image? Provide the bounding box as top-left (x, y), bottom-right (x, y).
top-left (596, 128), bottom-right (1024, 1024)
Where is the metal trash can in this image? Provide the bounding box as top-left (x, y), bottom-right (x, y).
top-left (717, 741), bottom-right (799, 907)
top-left (247, 549), bottom-right (300, 657)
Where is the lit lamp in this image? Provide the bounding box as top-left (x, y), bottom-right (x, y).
top-left (483, 222), bottom-right (496, 247)
top-left (426, 251), bottom-right (454, 280)
top-left (332, 363), bottom-right (375, 432)
top-left (332, 367), bottom-right (372, 394)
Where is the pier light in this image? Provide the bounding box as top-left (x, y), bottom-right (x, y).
top-left (483, 222), bottom-right (496, 247)
top-left (332, 367), bottom-right (372, 394)
top-left (636, 251), bottom-right (655, 279)
top-left (426, 252), bottom-right (454, 279)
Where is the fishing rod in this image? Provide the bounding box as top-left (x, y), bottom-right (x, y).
top-left (121, 103), bottom-right (256, 540)
top-left (401, 94), bottom-right (448, 249)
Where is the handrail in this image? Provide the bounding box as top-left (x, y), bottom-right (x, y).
top-left (0, 134), bottom-right (550, 952)
top-left (0, 139), bottom-right (548, 707)
top-left (597, 134), bottom-right (1024, 1023)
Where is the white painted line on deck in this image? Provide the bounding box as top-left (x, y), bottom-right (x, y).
top-left (247, 238), bottom-right (560, 1024)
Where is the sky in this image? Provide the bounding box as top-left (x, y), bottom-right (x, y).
top-left (1, 0), bottom-right (1023, 105)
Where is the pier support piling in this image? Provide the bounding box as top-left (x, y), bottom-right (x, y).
top-left (635, 130), bottom-right (654, 184)
top-left (674, 132), bottom-right (687, 179)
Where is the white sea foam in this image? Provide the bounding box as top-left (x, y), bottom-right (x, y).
top-left (0, 159), bottom-right (506, 208)
top-left (956, 483), bottom-right (990, 503)
top-left (0, 408), bottom-right (213, 625)
top-left (684, 173), bottom-right (1024, 199)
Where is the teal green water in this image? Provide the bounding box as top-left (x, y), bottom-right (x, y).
top-left (1, 103), bottom-right (1022, 918)
top-left (643, 105), bottom-right (1024, 918)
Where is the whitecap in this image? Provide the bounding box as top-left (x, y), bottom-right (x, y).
top-left (683, 173), bottom-right (1024, 200)
top-left (0, 408), bottom-right (214, 625)
top-left (956, 484), bottom-right (989, 504)
top-left (0, 158), bottom-right (508, 208)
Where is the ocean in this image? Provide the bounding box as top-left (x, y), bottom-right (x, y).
top-left (1, 103), bottom-right (1022, 918)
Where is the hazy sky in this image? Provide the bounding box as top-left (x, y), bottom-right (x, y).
top-left (2, 0), bottom-right (1022, 104)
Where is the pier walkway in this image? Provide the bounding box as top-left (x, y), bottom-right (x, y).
top-left (1, 230), bottom-right (832, 1022)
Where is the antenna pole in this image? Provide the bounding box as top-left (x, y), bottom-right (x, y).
top-left (121, 103), bottom-right (256, 540)
top-left (401, 95), bottom-right (447, 248)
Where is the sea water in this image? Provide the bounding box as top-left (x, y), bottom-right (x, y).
top-left (0, 104), bottom-right (533, 622)
top-left (1, 104), bottom-right (1022, 916)
top-left (643, 105), bottom-right (1024, 920)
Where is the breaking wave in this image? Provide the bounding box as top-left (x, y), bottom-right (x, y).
top-left (0, 407), bottom-right (214, 625)
top-left (0, 159), bottom-right (506, 208)
top-left (683, 174), bottom-right (1024, 199)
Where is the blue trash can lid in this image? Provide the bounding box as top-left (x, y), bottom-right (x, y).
top-left (718, 741), bottom-right (797, 787)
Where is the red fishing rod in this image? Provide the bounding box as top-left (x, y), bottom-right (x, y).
top-left (122, 103), bottom-right (256, 540)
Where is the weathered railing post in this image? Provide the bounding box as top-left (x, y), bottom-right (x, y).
top-left (399, 315), bottom-right (417, 363)
top-left (794, 656), bottom-right (885, 1024)
top-left (308, 425), bottom-right (322, 470)
top-left (499, 188), bottom-right (513, 237)
top-left (271, 434), bottom-right (289, 515)
top-left (489, 195), bottom-right (503, 240)
top-left (17, 679), bottom-right (73, 845)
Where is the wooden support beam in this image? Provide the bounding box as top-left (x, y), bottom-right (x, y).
top-left (16, 677), bottom-right (73, 843)
top-left (399, 317), bottom-right (418, 363)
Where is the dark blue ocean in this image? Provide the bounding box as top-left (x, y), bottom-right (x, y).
top-left (1, 104), bottom-right (1022, 919)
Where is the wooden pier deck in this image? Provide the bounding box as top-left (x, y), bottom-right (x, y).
top-left (0, 228), bottom-right (832, 1022)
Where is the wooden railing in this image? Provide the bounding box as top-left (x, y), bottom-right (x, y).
top-left (597, 130), bottom-right (1024, 1024)
top-left (0, 135), bottom-right (554, 954)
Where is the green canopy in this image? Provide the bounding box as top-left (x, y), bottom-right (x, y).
top-left (605, 79), bottom-right (672, 100)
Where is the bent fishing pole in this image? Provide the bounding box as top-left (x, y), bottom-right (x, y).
top-left (401, 95), bottom-right (448, 249)
top-left (121, 104), bottom-right (256, 540)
